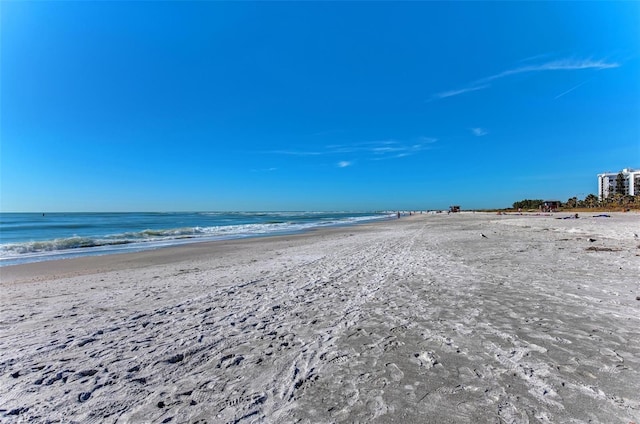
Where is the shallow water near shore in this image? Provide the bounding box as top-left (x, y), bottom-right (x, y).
top-left (0, 211), bottom-right (391, 266)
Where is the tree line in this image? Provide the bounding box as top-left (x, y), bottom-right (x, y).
top-left (512, 173), bottom-right (640, 210)
top-left (512, 193), bottom-right (639, 210)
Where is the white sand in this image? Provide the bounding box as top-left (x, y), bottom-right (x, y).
top-left (1, 212), bottom-right (639, 423)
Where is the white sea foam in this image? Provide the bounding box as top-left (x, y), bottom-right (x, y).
top-left (0, 212), bottom-right (392, 265)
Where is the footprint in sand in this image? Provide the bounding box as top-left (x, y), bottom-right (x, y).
top-left (385, 363), bottom-right (404, 381)
top-left (413, 351), bottom-right (439, 368)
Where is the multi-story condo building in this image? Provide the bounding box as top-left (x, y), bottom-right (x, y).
top-left (597, 168), bottom-right (640, 200)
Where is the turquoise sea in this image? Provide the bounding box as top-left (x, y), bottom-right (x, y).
top-left (0, 211), bottom-right (391, 266)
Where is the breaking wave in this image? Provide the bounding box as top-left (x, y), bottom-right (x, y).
top-left (0, 213), bottom-right (391, 265)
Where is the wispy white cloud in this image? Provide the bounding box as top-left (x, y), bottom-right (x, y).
top-left (483, 58), bottom-right (618, 82)
top-left (269, 137), bottom-right (437, 162)
top-left (269, 150), bottom-right (323, 156)
top-left (554, 81), bottom-right (588, 99)
top-left (417, 136), bottom-right (438, 144)
top-left (471, 127), bottom-right (488, 137)
top-left (435, 84), bottom-right (490, 99)
top-left (337, 161), bottom-right (352, 168)
top-left (518, 53), bottom-right (556, 63)
top-left (434, 57), bottom-right (619, 100)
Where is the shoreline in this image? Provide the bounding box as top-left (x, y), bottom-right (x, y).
top-left (0, 211), bottom-right (394, 269)
top-left (1, 212), bottom-right (639, 422)
top-left (2, 213), bottom-right (432, 285)
top-left (0, 219), bottom-right (386, 285)
top-left (4, 209), bottom-right (634, 280)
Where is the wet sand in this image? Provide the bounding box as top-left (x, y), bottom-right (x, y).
top-left (1, 212), bottom-right (639, 423)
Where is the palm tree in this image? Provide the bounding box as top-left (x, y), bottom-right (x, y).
top-left (615, 172), bottom-right (626, 196)
top-left (584, 194), bottom-right (598, 208)
top-left (612, 193), bottom-right (625, 207)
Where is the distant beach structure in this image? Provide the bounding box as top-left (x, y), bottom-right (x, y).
top-left (540, 200), bottom-right (561, 212)
top-left (597, 168), bottom-right (640, 200)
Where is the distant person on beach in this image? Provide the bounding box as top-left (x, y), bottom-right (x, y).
top-left (397, 211), bottom-right (401, 219)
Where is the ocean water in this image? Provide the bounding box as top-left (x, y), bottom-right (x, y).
top-left (0, 211), bottom-right (391, 266)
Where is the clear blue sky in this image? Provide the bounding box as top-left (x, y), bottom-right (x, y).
top-left (2, 2), bottom-right (639, 212)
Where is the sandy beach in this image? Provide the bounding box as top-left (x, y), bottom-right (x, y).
top-left (1, 212), bottom-right (639, 423)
